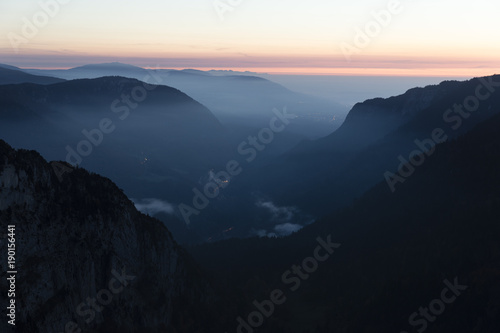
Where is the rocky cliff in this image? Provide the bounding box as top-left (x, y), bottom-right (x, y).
top-left (0, 140), bottom-right (218, 333)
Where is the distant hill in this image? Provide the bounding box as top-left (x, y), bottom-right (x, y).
top-left (0, 76), bottom-right (231, 243)
top-left (238, 75), bottom-right (500, 215)
top-left (25, 62), bottom-right (150, 80)
top-left (0, 66), bottom-right (65, 85)
top-left (23, 62), bottom-right (348, 139)
top-left (204, 75), bottom-right (500, 238)
top-left (0, 63), bottom-right (22, 71)
top-left (303, 79), bottom-right (463, 153)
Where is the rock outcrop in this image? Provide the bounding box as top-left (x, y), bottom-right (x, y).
top-left (0, 140), bottom-right (217, 333)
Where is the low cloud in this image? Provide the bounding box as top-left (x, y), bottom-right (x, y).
top-left (274, 222), bottom-right (303, 235)
top-left (132, 198), bottom-right (175, 216)
top-left (253, 223), bottom-right (304, 238)
top-left (252, 198), bottom-right (314, 238)
top-left (256, 201), bottom-right (297, 222)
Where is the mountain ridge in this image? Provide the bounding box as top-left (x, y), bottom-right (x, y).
top-left (0, 67), bottom-right (65, 85)
top-left (191, 108), bottom-right (500, 333)
top-left (0, 139), bottom-right (223, 332)
top-left (222, 74), bottom-right (500, 236)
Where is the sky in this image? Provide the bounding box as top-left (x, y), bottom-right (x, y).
top-left (0, 0), bottom-right (499, 76)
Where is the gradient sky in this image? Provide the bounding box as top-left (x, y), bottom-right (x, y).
top-left (0, 0), bottom-right (499, 76)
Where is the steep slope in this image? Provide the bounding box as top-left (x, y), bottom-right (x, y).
top-left (192, 111), bottom-right (500, 333)
top-left (0, 67), bottom-right (65, 85)
top-left (24, 62), bottom-right (348, 139)
top-left (300, 74), bottom-right (500, 212)
top-left (0, 76), bottom-right (231, 243)
top-left (154, 71), bottom-right (347, 138)
top-left (303, 79), bottom-right (462, 154)
top-left (0, 76), bottom-right (224, 173)
top-left (0, 140), bottom-right (221, 333)
top-left (230, 75), bottom-right (500, 224)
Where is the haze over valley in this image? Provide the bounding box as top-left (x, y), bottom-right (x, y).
top-left (1, 1), bottom-right (500, 332)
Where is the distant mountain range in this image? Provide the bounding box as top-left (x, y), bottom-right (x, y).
top-left (20, 62), bottom-right (260, 80)
top-left (2, 62), bottom-right (348, 139)
top-left (1, 65), bottom-right (499, 244)
top-left (0, 63), bottom-right (348, 242)
top-left (0, 75), bottom-right (234, 243)
top-left (1, 70), bottom-right (500, 332)
top-left (0, 70), bottom-right (500, 333)
top-left (0, 66), bottom-right (65, 85)
top-left (232, 75), bottom-right (500, 221)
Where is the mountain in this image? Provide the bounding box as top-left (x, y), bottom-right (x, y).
top-left (23, 62), bottom-right (348, 140)
top-left (0, 76), bottom-right (223, 165)
top-left (207, 69), bottom-right (262, 76)
top-left (301, 79), bottom-right (463, 154)
top-left (192, 75), bottom-right (500, 240)
top-left (0, 64), bottom-right (23, 71)
top-left (228, 75), bottom-right (500, 225)
top-left (0, 66), bottom-right (65, 85)
top-left (25, 62), bottom-right (149, 81)
top-left (23, 63), bottom-right (260, 79)
top-left (0, 76), bottom-right (232, 243)
top-left (191, 110), bottom-right (500, 333)
top-left (153, 70), bottom-right (346, 139)
top-left (0, 140), bottom-right (222, 332)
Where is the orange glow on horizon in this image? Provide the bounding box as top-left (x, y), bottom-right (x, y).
top-left (15, 64), bottom-right (497, 78)
top-left (145, 67), bottom-right (499, 77)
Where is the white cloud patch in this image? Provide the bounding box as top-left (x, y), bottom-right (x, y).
top-left (256, 201), bottom-right (297, 222)
top-left (274, 223), bottom-right (303, 235)
top-left (253, 223), bottom-right (303, 238)
top-left (251, 199), bottom-right (314, 238)
top-left (132, 198), bottom-right (175, 216)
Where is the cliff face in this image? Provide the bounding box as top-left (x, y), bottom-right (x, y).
top-left (0, 140), bottom-right (216, 333)
top-left (310, 80), bottom-right (462, 153)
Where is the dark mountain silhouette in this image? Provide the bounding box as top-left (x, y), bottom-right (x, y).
top-left (227, 75), bottom-right (500, 231)
top-left (157, 71), bottom-right (345, 139)
top-left (0, 76), bottom-right (232, 243)
top-left (2, 70), bottom-right (499, 246)
top-left (0, 76), bottom-right (222, 158)
top-left (23, 62), bottom-right (348, 140)
top-left (25, 62), bottom-right (150, 81)
top-left (192, 109), bottom-right (500, 333)
top-left (0, 140), bottom-right (223, 333)
top-left (1, 70), bottom-right (500, 332)
top-left (0, 63), bottom-right (21, 71)
top-left (0, 66), bottom-right (65, 85)
top-left (300, 79), bottom-right (463, 154)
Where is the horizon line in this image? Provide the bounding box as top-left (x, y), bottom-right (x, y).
top-left (3, 63), bottom-right (492, 78)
